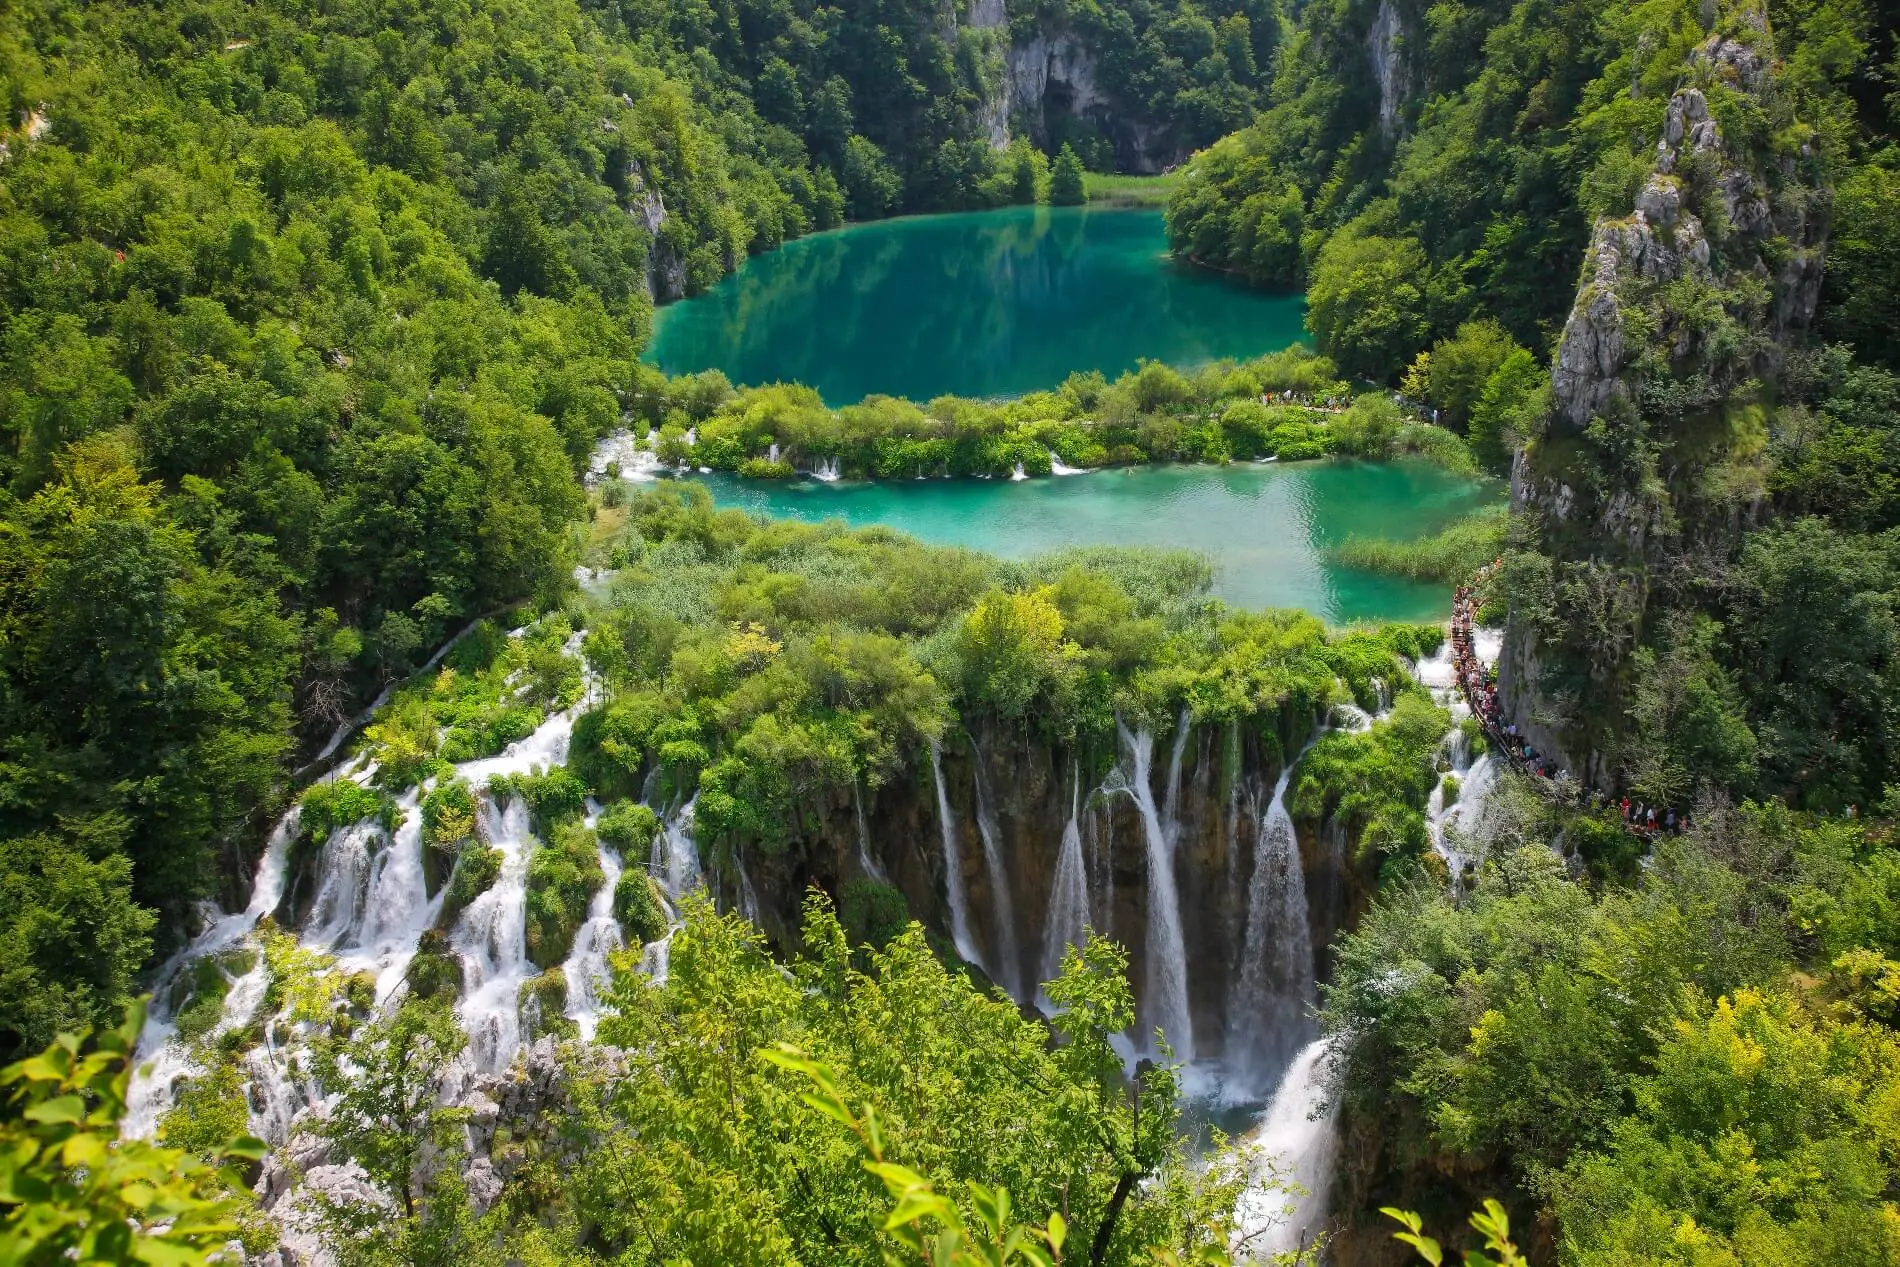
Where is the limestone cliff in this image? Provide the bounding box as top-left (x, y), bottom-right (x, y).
top-left (1500, 8), bottom-right (1827, 780)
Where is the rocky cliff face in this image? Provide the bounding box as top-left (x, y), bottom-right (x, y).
top-left (730, 713), bottom-right (1377, 1088)
top-left (1500, 12), bottom-right (1827, 777)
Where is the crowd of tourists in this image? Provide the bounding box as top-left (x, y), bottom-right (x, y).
top-left (1449, 563), bottom-right (1686, 842)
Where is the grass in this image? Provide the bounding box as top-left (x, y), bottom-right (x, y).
top-left (1330, 505), bottom-right (1508, 583)
top-left (1084, 171), bottom-right (1182, 206)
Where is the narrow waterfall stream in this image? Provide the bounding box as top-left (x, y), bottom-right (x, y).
top-left (1039, 766), bottom-right (1089, 1003)
top-left (970, 741), bottom-right (1024, 1000)
top-left (562, 813), bottom-right (624, 1040)
top-left (1227, 746), bottom-right (1316, 1102)
top-left (928, 740), bottom-right (982, 970)
top-left (1116, 719), bottom-right (1195, 1063)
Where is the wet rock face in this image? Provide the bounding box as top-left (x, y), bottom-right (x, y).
top-left (729, 717), bottom-right (1376, 1075)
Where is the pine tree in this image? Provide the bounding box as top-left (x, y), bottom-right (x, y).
top-left (1051, 144), bottom-right (1086, 205)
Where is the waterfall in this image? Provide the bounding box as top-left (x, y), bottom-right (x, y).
top-left (1116, 720), bottom-right (1194, 1063)
top-left (854, 780), bottom-right (888, 883)
top-left (1235, 1040), bottom-right (1340, 1261)
top-left (1040, 767), bottom-right (1089, 999)
top-left (1226, 752), bottom-right (1315, 1101)
top-left (1010, 461), bottom-right (1028, 480)
top-left (812, 455), bottom-right (842, 482)
top-left (969, 742), bottom-right (1023, 1000)
top-left (928, 741), bottom-right (982, 970)
top-left (343, 788), bottom-right (440, 1003)
top-left (736, 848), bottom-right (762, 924)
top-left (303, 819), bottom-right (376, 952)
top-left (767, 442), bottom-right (780, 463)
top-left (453, 796), bottom-right (534, 1073)
top-left (652, 795), bottom-right (701, 898)
top-left (1048, 449), bottom-right (1084, 475)
top-left (125, 809), bottom-right (301, 1139)
top-left (562, 836), bottom-right (624, 1041)
top-left (1431, 751), bottom-right (1496, 878)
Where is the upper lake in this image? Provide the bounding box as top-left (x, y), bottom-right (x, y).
top-left (692, 460), bottom-right (1498, 626)
top-left (644, 205), bottom-right (1306, 404)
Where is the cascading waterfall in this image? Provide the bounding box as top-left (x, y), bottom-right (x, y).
top-left (562, 827), bottom-right (624, 1041)
top-left (1235, 1039), bottom-right (1340, 1261)
top-left (1116, 719), bottom-right (1194, 1063)
top-left (1039, 766), bottom-right (1089, 1001)
top-left (969, 741), bottom-right (1023, 1000)
top-left (453, 796), bottom-right (535, 1073)
top-left (928, 741), bottom-right (982, 970)
top-left (653, 795), bottom-right (702, 898)
top-left (341, 789), bottom-right (440, 1004)
top-left (736, 848), bottom-right (762, 924)
top-left (302, 819), bottom-right (376, 952)
top-left (1226, 751), bottom-right (1315, 1102)
top-left (125, 808), bottom-right (302, 1139)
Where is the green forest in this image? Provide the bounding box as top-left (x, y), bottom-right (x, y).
top-left (5, 0), bottom-right (1900, 1259)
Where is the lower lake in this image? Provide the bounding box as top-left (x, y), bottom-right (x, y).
top-left (692, 459), bottom-right (1499, 626)
top-left (644, 205), bottom-right (1307, 404)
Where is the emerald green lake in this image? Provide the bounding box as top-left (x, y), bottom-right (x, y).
top-left (645, 206), bottom-right (1306, 404)
top-left (692, 460), bottom-right (1500, 625)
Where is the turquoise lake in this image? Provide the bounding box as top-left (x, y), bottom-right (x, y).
top-left (639, 204), bottom-right (1497, 625)
top-left (693, 459), bottom-right (1499, 626)
top-left (645, 205), bottom-right (1308, 404)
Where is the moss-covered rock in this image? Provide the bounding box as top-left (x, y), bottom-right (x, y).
top-left (614, 869), bottom-right (669, 946)
top-left (524, 821), bottom-right (603, 969)
top-left (406, 928), bottom-right (463, 1001)
top-left (441, 845), bottom-right (504, 925)
top-left (597, 801), bottom-right (661, 855)
top-left (518, 967), bottom-right (577, 1041)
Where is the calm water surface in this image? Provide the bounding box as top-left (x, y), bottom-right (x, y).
top-left (694, 460), bottom-right (1499, 625)
top-left (646, 206), bottom-right (1306, 403)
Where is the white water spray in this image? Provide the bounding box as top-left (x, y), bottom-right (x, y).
top-left (1040, 767), bottom-right (1090, 999)
top-left (1235, 1039), bottom-right (1340, 1261)
top-left (1116, 720), bottom-right (1194, 1063)
top-left (969, 743), bottom-right (1023, 999)
top-left (1227, 751), bottom-right (1315, 1101)
top-left (928, 741), bottom-right (982, 970)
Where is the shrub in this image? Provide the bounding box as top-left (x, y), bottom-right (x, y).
top-left (615, 870), bottom-right (669, 946)
top-left (841, 880), bottom-right (909, 951)
top-left (598, 801), bottom-right (662, 856)
top-left (441, 846), bottom-right (504, 925)
top-left (524, 822), bottom-right (604, 968)
top-left (420, 778), bottom-right (481, 895)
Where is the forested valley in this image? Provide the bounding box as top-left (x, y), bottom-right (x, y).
top-left (4, 0), bottom-right (1900, 1261)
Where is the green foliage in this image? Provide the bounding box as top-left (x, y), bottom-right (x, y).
top-left (1306, 231), bottom-right (1431, 383)
top-left (840, 879), bottom-right (910, 951)
top-left (523, 822), bottom-right (605, 969)
top-left (614, 870), bottom-right (670, 946)
top-left (419, 779), bottom-right (480, 896)
top-left (0, 1003), bottom-right (265, 1265)
top-left (0, 828), bottom-right (155, 1064)
top-left (314, 998), bottom-right (467, 1217)
top-left (1294, 691), bottom-right (1448, 869)
top-left (1333, 506), bottom-right (1507, 583)
top-left (1553, 989), bottom-right (1900, 1264)
top-left (554, 894), bottom-right (1247, 1264)
top-left (440, 847), bottom-right (504, 926)
top-left (652, 349), bottom-right (1384, 481)
top-left (597, 802), bottom-right (662, 856)
top-left (301, 780), bottom-right (396, 850)
top-left (1051, 145), bottom-right (1088, 206)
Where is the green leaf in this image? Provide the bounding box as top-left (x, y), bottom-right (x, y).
top-left (23, 1095), bottom-right (86, 1125)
